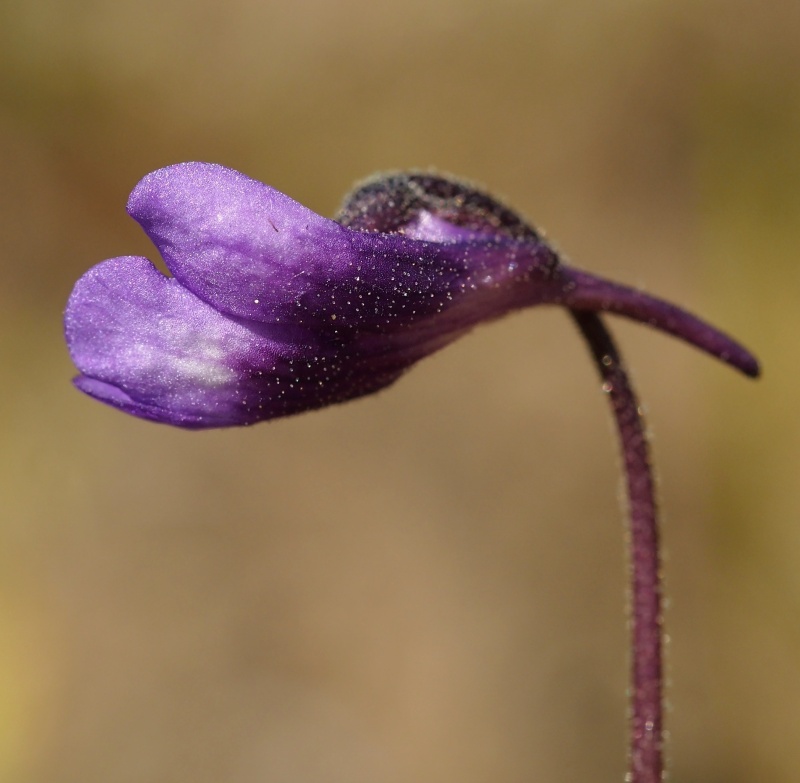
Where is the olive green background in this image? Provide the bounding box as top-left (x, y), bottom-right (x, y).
top-left (1, 1), bottom-right (797, 781)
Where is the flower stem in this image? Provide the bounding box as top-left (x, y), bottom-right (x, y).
top-left (571, 310), bottom-right (664, 783)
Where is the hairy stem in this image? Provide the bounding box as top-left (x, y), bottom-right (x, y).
top-left (571, 310), bottom-right (663, 783)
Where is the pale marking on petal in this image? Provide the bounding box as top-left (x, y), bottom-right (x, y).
top-left (132, 318), bottom-right (240, 388)
top-left (172, 357), bottom-right (235, 387)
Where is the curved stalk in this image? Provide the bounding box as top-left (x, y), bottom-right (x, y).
top-left (571, 310), bottom-right (663, 783)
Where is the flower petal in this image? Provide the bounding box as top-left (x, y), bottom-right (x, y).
top-left (127, 163), bottom-right (360, 325)
top-left (64, 256), bottom-right (421, 428)
top-left (66, 256), bottom-right (267, 426)
top-left (126, 163), bottom-right (557, 331)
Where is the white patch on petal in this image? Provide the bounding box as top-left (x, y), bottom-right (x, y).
top-left (172, 356), bottom-right (235, 387)
top-left (131, 318), bottom-right (239, 389)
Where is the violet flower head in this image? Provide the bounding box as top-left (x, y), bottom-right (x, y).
top-left (65, 162), bottom-right (760, 783)
top-left (65, 162), bottom-right (757, 428)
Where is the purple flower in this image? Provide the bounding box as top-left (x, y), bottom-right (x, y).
top-left (65, 162), bottom-right (758, 428)
top-left (64, 162), bottom-right (761, 783)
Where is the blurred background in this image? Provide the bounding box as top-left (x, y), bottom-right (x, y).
top-left (1, 0), bottom-right (797, 781)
